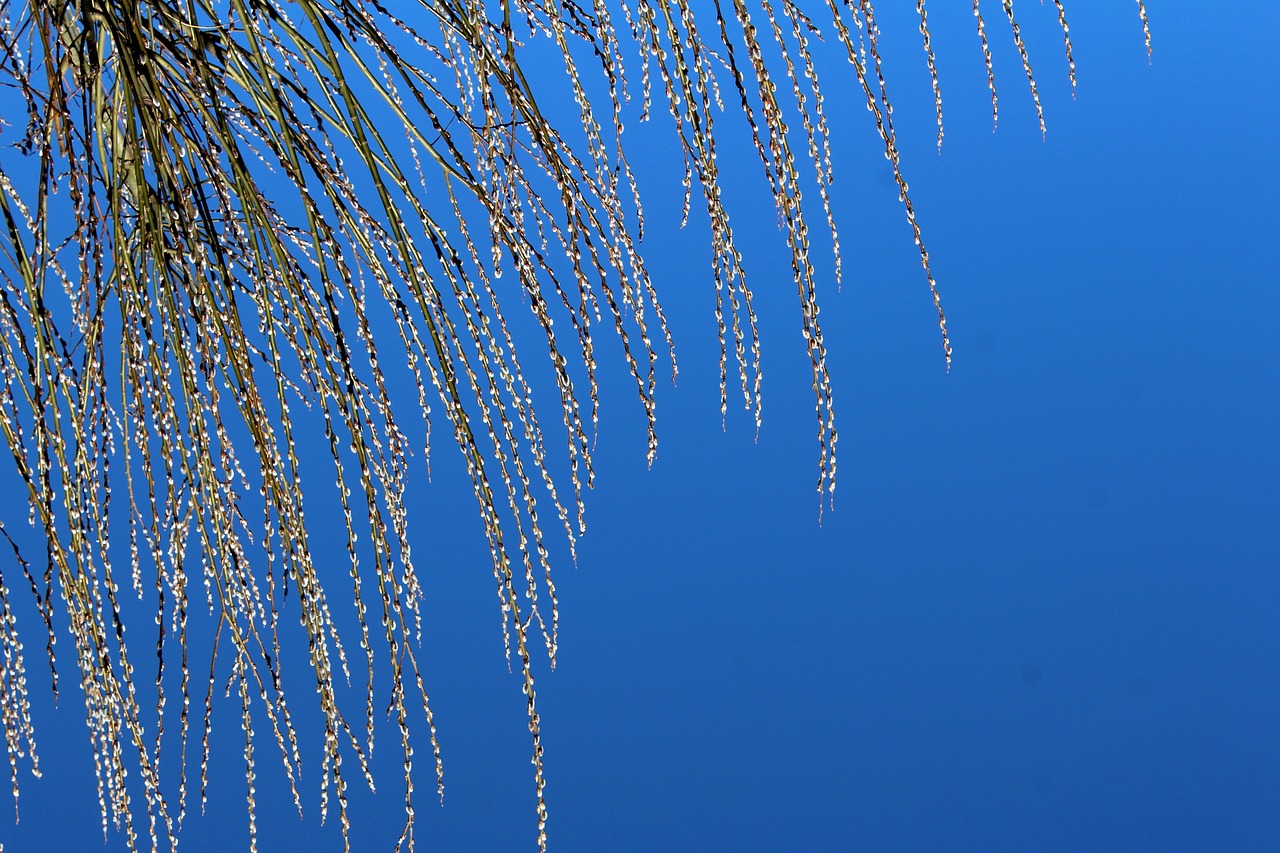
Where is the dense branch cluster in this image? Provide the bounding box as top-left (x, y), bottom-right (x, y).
top-left (0, 1), bottom-right (1149, 850)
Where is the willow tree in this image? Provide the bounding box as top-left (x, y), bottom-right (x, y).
top-left (0, 1), bottom-right (1151, 850)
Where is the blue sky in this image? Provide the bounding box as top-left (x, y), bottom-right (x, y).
top-left (2, 3), bottom-right (1277, 852)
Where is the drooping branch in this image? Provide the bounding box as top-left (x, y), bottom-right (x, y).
top-left (0, 2), bottom-right (1148, 850)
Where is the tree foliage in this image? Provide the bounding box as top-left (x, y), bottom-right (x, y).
top-left (0, 1), bottom-right (1149, 849)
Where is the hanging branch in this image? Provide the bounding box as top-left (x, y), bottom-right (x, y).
top-left (0, 1), bottom-right (1149, 850)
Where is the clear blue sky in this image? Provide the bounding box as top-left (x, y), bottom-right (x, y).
top-left (2, 3), bottom-right (1277, 851)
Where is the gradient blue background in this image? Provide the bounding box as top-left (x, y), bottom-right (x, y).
top-left (2, 3), bottom-right (1277, 851)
